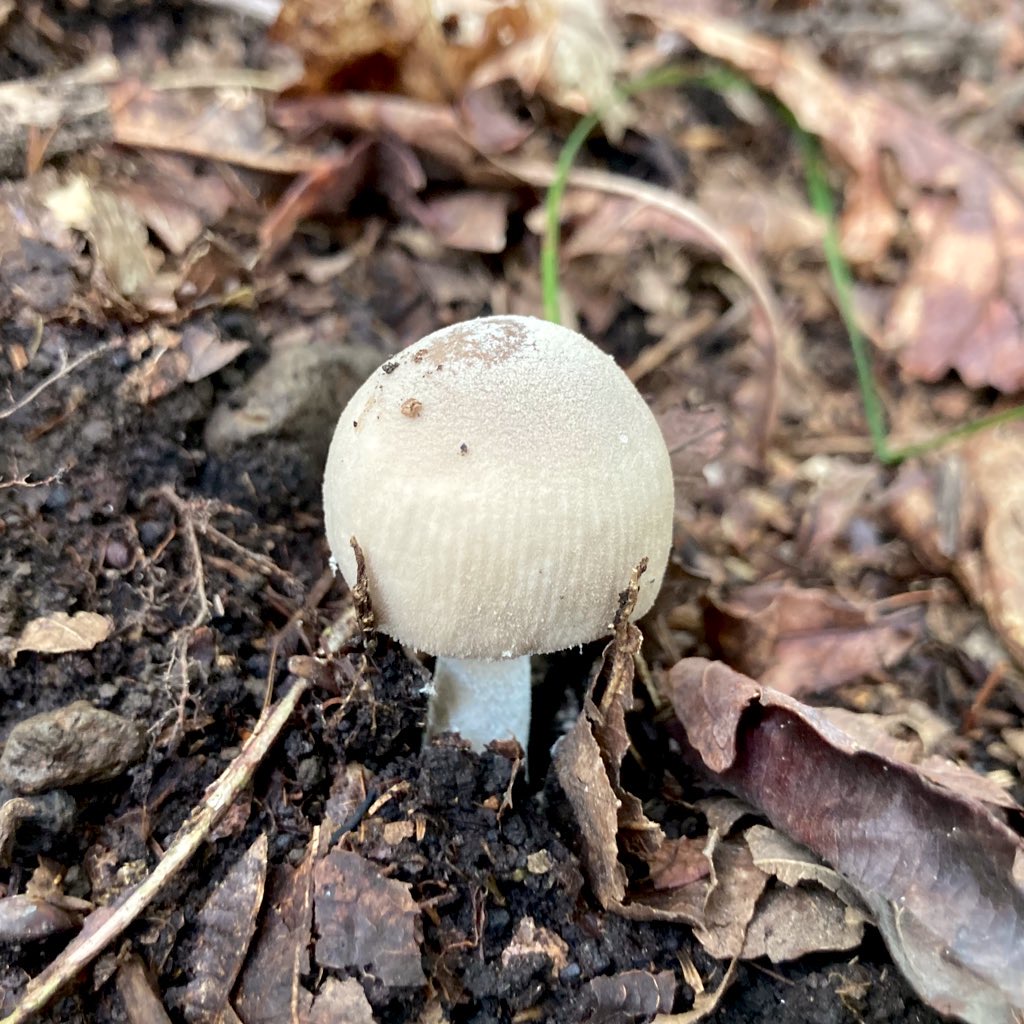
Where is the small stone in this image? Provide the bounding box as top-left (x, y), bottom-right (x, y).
top-left (0, 702), bottom-right (147, 795)
top-left (104, 539), bottom-right (130, 569)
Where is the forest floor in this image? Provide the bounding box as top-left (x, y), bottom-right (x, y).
top-left (2, 2), bottom-right (1024, 1023)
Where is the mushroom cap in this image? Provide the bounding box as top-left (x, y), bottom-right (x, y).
top-left (323, 315), bottom-right (674, 659)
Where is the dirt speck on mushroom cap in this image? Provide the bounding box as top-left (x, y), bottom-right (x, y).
top-left (323, 315), bottom-right (674, 659)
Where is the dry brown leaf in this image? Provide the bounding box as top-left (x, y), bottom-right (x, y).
top-left (741, 887), bottom-right (865, 962)
top-left (110, 80), bottom-right (317, 175)
top-left (270, 0), bottom-right (440, 96)
top-left (44, 175), bottom-right (160, 301)
top-left (554, 700), bottom-right (628, 909)
top-left (119, 157), bottom-right (234, 257)
top-left (123, 324), bottom-right (250, 405)
top-left (180, 835), bottom-right (268, 1024)
top-left (182, 325), bottom-right (250, 384)
top-left (889, 422), bottom-right (1024, 667)
top-left (404, 191), bottom-right (509, 253)
top-left (274, 92), bottom-right (517, 187)
top-left (636, 5), bottom-right (1024, 393)
top-left (795, 455), bottom-right (881, 558)
top-left (259, 140), bottom-right (374, 256)
top-left (665, 658), bottom-right (1024, 1024)
top-left (273, 0), bottom-right (624, 131)
top-left (313, 849), bottom-right (425, 988)
top-left (553, 584), bottom-right (773, 962)
top-left (704, 583), bottom-right (922, 696)
top-left (464, 0), bottom-right (627, 135)
top-left (12, 611), bottom-right (112, 657)
top-left (818, 707), bottom-right (1019, 812)
top-left (307, 977), bottom-right (375, 1024)
top-left (690, 840), bottom-right (768, 960)
top-left (744, 824), bottom-right (862, 904)
top-left (234, 844), bottom-right (316, 1022)
top-left (646, 836), bottom-right (712, 890)
top-left (741, 824), bottom-right (868, 961)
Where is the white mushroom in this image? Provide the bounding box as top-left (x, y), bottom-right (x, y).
top-left (322, 315), bottom-right (673, 750)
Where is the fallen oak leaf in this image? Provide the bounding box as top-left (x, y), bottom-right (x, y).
top-left (663, 658), bottom-right (1024, 1024)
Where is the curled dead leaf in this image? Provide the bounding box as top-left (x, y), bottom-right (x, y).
top-left (890, 422), bottom-right (1024, 668)
top-left (664, 658), bottom-right (1024, 1024)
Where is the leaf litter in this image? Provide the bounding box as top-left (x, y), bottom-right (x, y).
top-left (665, 659), bottom-right (1024, 1024)
top-left (1, 2), bottom-right (1023, 1024)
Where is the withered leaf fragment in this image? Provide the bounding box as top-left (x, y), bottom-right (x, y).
top-left (11, 611), bottom-right (112, 657)
top-left (233, 845), bottom-right (317, 1023)
top-left (180, 834), bottom-right (268, 1024)
top-left (664, 658), bottom-right (1024, 1024)
top-left (0, 895), bottom-right (78, 944)
top-left (308, 977), bottom-right (375, 1024)
top-left (705, 583), bottom-right (921, 697)
top-left (313, 848), bottom-right (425, 987)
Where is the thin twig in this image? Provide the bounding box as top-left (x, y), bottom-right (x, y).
top-left (0, 678), bottom-right (310, 1024)
top-left (0, 340), bottom-right (115, 421)
top-left (626, 308), bottom-right (718, 383)
top-left (158, 487), bottom-right (210, 630)
top-left (0, 468), bottom-right (67, 491)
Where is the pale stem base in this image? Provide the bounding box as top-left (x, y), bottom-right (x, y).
top-left (427, 655), bottom-right (532, 751)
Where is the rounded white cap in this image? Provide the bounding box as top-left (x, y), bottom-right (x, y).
top-left (323, 315), bottom-right (674, 658)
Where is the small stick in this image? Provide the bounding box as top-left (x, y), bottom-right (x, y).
top-left (962, 661), bottom-right (1009, 733)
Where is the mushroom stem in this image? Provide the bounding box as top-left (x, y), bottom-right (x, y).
top-left (427, 655), bottom-right (532, 751)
